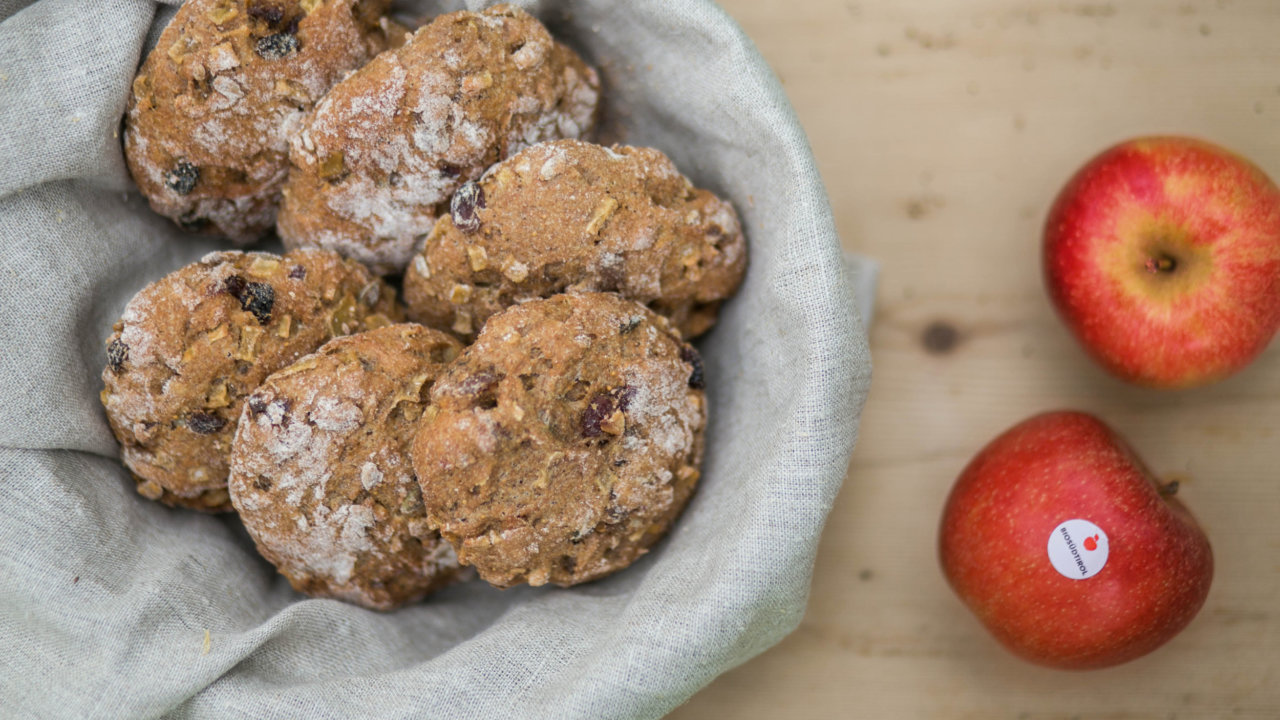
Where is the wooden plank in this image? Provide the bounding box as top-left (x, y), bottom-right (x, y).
top-left (673, 1), bottom-right (1280, 717)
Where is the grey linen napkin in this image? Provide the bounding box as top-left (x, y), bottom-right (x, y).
top-left (0, 1), bottom-right (873, 717)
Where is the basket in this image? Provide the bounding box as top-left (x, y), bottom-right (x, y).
top-left (0, 1), bottom-right (871, 716)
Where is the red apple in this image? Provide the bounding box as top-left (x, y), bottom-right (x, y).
top-left (1044, 136), bottom-right (1280, 388)
top-left (939, 411), bottom-right (1213, 670)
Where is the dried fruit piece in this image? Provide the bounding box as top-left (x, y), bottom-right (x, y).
top-left (466, 246), bottom-right (489, 272)
top-left (597, 253), bottom-right (626, 292)
top-left (247, 394), bottom-right (268, 416)
top-left (273, 78), bottom-right (310, 105)
top-left (585, 197), bottom-right (618, 236)
top-left (164, 160), bottom-right (200, 196)
top-left (167, 35), bottom-right (197, 65)
top-left (456, 370), bottom-right (501, 401)
top-left (451, 311), bottom-right (472, 336)
top-left (223, 274), bottom-right (247, 298)
top-left (207, 0), bottom-right (239, 24)
top-left (680, 345), bottom-right (705, 389)
top-left (235, 325), bottom-right (265, 361)
top-left (328, 294), bottom-right (357, 335)
top-left (107, 339), bottom-right (128, 373)
top-left (449, 284), bottom-right (473, 304)
top-left (451, 182), bottom-right (486, 233)
top-left (318, 152), bottom-right (346, 182)
top-left (206, 379), bottom-right (231, 408)
top-left (581, 388), bottom-right (633, 438)
top-left (247, 3), bottom-right (286, 27)
top-left (598, 409), bottom-right (625, 436)
top-left (240, 282), bottom-right (275, 324)
top-left (256, 32), bottom-right (300, 60)
top-left (248, 256), bottom-right (280, 276)
top-left (502, 259), bottom-right (528, 283)
top-left (187, 412), bottom-right (227, 435)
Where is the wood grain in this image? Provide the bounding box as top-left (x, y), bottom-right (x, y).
top-left (673, 1), bottom-right (1280, 717)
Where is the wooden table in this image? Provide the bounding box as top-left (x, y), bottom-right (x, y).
top-left (674, 1), bottom-right (1280, 717)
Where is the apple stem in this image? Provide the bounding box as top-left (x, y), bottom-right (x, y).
top-left (1159, 479), bottom-right (1181, 497)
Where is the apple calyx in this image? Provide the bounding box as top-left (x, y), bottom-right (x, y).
top-left (1144, 253), bottom-right (1178, 275)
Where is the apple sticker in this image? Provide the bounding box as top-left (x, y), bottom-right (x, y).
top-left (1047, 519), bottom-right (1109, 580)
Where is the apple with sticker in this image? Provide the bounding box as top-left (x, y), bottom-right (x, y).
top-left (938, 411), bottom-right (1214, 670)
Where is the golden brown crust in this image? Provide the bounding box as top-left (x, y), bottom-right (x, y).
top-left (100, 248), bottom-right (402, 511)
top-left (403, 139), bottom-right (747, 339)
top-left (276, 4), bottom-right (600, 275)
top-left (124, 0), bottom-right (396, 243)
top-left (411, 293), bottom-right (706, 588)
top-left (229, 324), bottom-right (463, 610)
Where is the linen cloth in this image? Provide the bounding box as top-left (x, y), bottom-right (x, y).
top-left (0, 0), bottom-right (874, 717)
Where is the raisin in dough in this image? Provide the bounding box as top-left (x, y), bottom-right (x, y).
top-left (229, 324), bottom-right (463, 609)
top-left (101, 249), bottom-right (401, 511)
top-left (403, 139), bottom-right (747, 339)
top-left (277, 4), bottom-right (600, 275)
top-left (124, 0), bottom-right (398, 243)
top-left (411, 293), bottom-right (706, 588)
